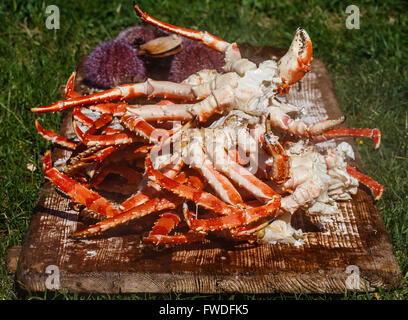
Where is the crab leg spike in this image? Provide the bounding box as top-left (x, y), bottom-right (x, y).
top-left (35, 119), bottom-right (78, 150)
top-left (43, 150), bottom-right (120, 217)
top-left (346, 165), bottom-right (384, 200)
top-left (313, 128), bottom-right (381, 149)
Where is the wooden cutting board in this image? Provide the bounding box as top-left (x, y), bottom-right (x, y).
top-left (15, 45), bottom-right (402, 294)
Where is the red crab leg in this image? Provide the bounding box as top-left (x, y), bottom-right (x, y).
top-left (144, 195), bottom-right (206, 245)
top-left (268, 108), bottom-right (346, 137)
top-left (147, 211), bottom-right (181, 237)
top-left (196, 158), bottom-right (243, 205)
top-left (127, 85), bottom-right (233, 124)
top-left (187, 142), bottom-right (243, 205)
top-left (126, 103), bottom-right (195, 122)
top-left (89, 164), bottom-right (143, 188)
top-left (91, 144), bottom-right (150, 164)
top-left (135, 5), bottom-right (231, 53)
top-left (184, 198), bottom-right (281, 232)
top-left (31, 80), bottom-right (196, 113)
top-left (83, 132), bottom-right (146, 147)
top-left (73, 107), bottom-right (95, 127)
top-left (93, 113), bottom-right (113, 129)
top-left (146, 156), bottom-right (237, 216)
top-left (119, 155), bottom-right (185, 211)
top-left (81, 146), bottom-right (118, 162)
top-left (89, 103), bottom-right (128, 116)
top-left (72, 119), bottom-right (86, 142)
top-left (71, 194), bottom-right (181, 238)
top-left (101, 127), bottom-right (124, 135)
top-left (259, 117), bottom-right (290, 184)
top-left (35, 120), bottom-right (78, 150)
top-left (346, 165), bottom-right (384, 200)
top-left (207, 144), bottom-right (278, 201)
top-left (64, 71), bottom-right (82, 99)
top-left (143, 232), bottom-right (206, 245)
top-left (313, 128), bottom-right (381, 149)
top-left (121, 113), bottom-right (169, 143)
top-left (43, 150), bottom-right (120, 217)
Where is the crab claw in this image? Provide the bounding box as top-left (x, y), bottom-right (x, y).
top-left (277, 28), bottom-right (313, 93)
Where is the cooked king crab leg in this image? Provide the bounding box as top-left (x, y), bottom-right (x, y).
top-left (34, 120), bottom-right (78, 150)
top-left (89, 163), bottom-right (143, 189)
top-left (145, 156), bottom-right (282, 232)
top-left (346, 165), bottom-right (384, 200)
top-left (143, 178), bottom-right (207, 245)
top-left (71, 193), bottom-right (181, 238)
top-left (266, 107), bottom-right (381, 148)
top-left (205, 140), bottom-right (278, 202)
top-left (31, 80), bottom-right (198, 113)
top-left (185, 137), bottom-right (243, 205)
top-left (313, 128), bottom-right (381, 150)
top-left (43, 150), bottom-right (120, 217)
top-left (134, 5), bottom-right (235, 56)
top-left (118, 154), bottom-right (185, 212)
top-left (71, 171), bottom-right (195, 239)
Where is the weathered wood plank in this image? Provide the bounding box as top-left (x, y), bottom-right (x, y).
top-left (16, 45), bottom-right (402, 294)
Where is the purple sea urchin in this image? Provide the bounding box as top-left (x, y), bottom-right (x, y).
top-left (85, 40), bottom-right (146, 89)
top-left (115, 25), bottom-right (156, 46)
top-left (168, 38), bottom-right (225, 83)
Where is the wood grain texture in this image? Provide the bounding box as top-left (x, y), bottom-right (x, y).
top-left (16, 45), bottom-right (402, 294)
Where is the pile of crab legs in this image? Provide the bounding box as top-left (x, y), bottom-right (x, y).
top-left (31, 5), bottom-right (383, 245)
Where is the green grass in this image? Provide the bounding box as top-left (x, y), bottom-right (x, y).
top-left (0, 0), bottom-right (407, 300)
